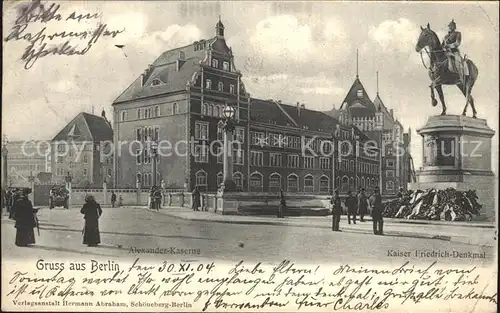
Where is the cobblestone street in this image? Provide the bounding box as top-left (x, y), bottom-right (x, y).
top-left (1, 206), bottom-right (494, 266)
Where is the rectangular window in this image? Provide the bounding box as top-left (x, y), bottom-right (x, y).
top-left (304, 156), bottom-right (314, 169)
top-left (250, 151), bottom-right (263, 166)
top-left (82, 154), bottom-right (88, 164)
top-left (229, 84), bottom-right (235, 94)
top-left (154, 126), bottom-right (160, 142)
top-left (57, 156), bottom-right (63, 164)
top-left (136, 128), bottom-right (142, 141)
top-left (195, 122), bottom-right (209, 140)
top-left (251, 131), bottom-right (266, 146)
top-left (217, 146), bottom-right (223, 164)
top-left (288, 155), bottom-right (299, 168)
top-left (233, 149), bottom-right (244, 165)
top-left (195, 144), bottom-right (208, 163)
top-left (386, 159), bottom-right (395, 168)
top-left (270, 153), bottom-right (282, 167)
top-left (218, 82), bottom-right (224, 92)
top-left (235, 127), bottom-right (245, 143)
top-left (136, 150), bottom-right (141, 164)
top-left (83, 168), bottom-right (88, 176)
top-left (386, 181), bottom-right (394, 191)
top-left (205, 79), bottom-right (212, 89)
top-left (217, 124), bottom-right (223, 141)
top-left (320, 157), bottom-right (330, 169)
top-left (137, 108), bottom-right (142, 119)
top-left (386, 170), bottom-right (395, 178)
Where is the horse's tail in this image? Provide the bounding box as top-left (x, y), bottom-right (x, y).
top-left (466, 59), bottom-right (478, 90)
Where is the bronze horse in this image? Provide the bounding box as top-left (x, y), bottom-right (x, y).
top-left (415, 24), bottom-right (478, 118)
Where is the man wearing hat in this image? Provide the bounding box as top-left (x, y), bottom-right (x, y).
top-left (331, 189), bottom-right (342, 231)
top-left (357, 188), bottom-right (368, 222)
top-left (370, 186), bottom-right (384, 235)
top-left (442, 19), bottom-right (466, 82)
top-left (345, 190), bottom-right (357, 224)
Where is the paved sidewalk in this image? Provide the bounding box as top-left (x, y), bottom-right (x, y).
top-left (137, 206), bottom-right (496, 247)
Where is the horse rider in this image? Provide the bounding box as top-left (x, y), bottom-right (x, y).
top-left (441, 19), bottom-right (466, 82)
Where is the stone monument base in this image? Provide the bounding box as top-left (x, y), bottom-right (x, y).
top-left (215, 191), bottom-right (240, 215)
top-left (412, 115), bottom-right (496, 222)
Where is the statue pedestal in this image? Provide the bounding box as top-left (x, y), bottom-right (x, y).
top-left (215, 191), bottom-right (240, 215)
top-left (409, 115), bottom-right (496, 221)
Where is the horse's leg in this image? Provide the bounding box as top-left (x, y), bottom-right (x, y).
top-left (457, 82), bottom-right (468, 116)
top-left (430, 85), bottom-right (438, 107)
top-left (435, 85), bottom-right (446, 115)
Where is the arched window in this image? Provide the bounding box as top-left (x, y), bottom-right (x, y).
top-left (121, 110), bottom-right (127, 122)
top-left (172, 102), bottom-right (179, 114)
top-left (287, 174), bottom-right (299, 193)
top-left (361, 177), bottom-right (365, 188)
top-left (319, 176), bottom-right (329, 193)
top-left (341, 176), bottom-right (349, 193)
top-left (212, 59), bottom-right (218, 68)
top-left (349, 177), bottom-right (354, 190)
top-left (218, 105), bottom-right (224, 117)
top-left (249, 172), bottom-right (263, 191)
top-left (304, 175), bottom-right (314, 193)
top-left (216, 172), bottom-right (223, 187)
top-left (350, 160), bottom-right (354, 172)
top-left (207, 104), bottom-right (213, 116)
top-left (233, 172), bottom-right (243, 190)
top-left (201, 103), bottom-right (208, 115)
top-left (269, 173), bottom-right (281, 192)
top-left (213, 105), bottom-right (219, 117)
top-left (195, 170), bottom-right (207, 187)
top-left (136, 173), bottom-right (142, 185)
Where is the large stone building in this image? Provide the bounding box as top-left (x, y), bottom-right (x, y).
top-left (328, 72), bottom-right (413, 195)
top-left (51, 111), bottom-right (114, 187)
top-left (112, 19), bottom-right (380, 193)
top-left (4, 140), bottom-right (50, 187)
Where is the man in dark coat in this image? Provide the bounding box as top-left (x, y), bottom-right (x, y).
top-left (14, 188), bottom-right (37, 247)
top-left (153, 188), bottom-right (162, 211)
top-left (111, 191), bottom-right (117, 208)
top-left (331, 189), bottom-right (342, 231)
top-left (357, 188), bottom-right (368, 222)
top-left (149, 187), bottom-right (155, 210)
top-left (370, 186), bottom-right (384, 235)
top-left (191, 186), bottom-right (200, 211)
top-left (345, 190), bottom-right (357, 224)
top-left (81, 195), bottom-right (103, 247)
top-left (277, 189), bottom-right (286, 218)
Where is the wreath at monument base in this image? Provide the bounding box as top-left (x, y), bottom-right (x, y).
top-left (383, 188), bottom-right (482, 221)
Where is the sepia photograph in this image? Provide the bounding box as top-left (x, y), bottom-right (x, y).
top-left (1, 1), bottom-right (498, 312)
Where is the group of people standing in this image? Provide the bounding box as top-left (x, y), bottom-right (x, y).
top-left (3, 186), bottom-right (104, 247)
top-left (331, 186), bottom-right (384, 235)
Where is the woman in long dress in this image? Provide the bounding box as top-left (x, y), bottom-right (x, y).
top-left (80, 195), bottom-right (103, 247)
top-left (14, 188), bottom-right (36, 247)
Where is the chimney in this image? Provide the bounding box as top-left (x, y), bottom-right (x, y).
top-left (177, 51), bottom-right (185, 71)
top-left (140, 74), bottom-right (144, 86)
top-left (390, 109), bottom-right (394, 117)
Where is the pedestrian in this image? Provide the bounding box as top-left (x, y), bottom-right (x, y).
top-left (277, 189), bottom-right (287, 218)
top-left (331, 189), bottom-right (342, 231)
top-left (5, 188), bottom-right (12, 216)
top-left (153, 187), bottom-right (162, 211)
top-left (191, 186), bottom-right (200, 211)
top-left (345, 190), bottom-right (357, 224)
top-left (13, 188), bottom-right (37, 247)
top-left (80, 194), bottom-right (103, 247)
top-left (149, 187), bottom-right (155, 210)
top-left (370, 186), bottom-right (384, 235)
top-left (9, 188), bottom-right (21, 220)
top-left (111, 191), bottom-right (117, 208)
top-left (357, 188), bottom-right (368, 222)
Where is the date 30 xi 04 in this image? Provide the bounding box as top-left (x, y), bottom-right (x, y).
top-left (157, 262), bottom-right (215, 274)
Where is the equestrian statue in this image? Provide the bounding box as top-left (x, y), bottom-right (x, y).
top-left (415, 20), bottom-right (478, 118)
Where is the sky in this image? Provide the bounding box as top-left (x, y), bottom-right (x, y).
top-left (2, 1), bottom-right (499, 171)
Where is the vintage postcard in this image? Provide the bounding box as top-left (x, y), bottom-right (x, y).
top-left (1, 0), bottom-right (498, 312)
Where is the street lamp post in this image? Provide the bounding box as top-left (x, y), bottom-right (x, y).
top-left (1, 135), bottom-right (8, 191)
top-left (220, 104), bottom-right (237, 192)
top-left (147, 136), bottom-right (159, 187)
top-left (28, 170), bottom-right (35, 204)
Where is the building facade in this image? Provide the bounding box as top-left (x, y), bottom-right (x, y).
top-left (112, 19), bottom-right (381, 194)
top-left (332, 74), bottom-right (412, 195)
top-left (4, 140), bottom-right (50, 187)
top-left (51, 111), bottom-right (114, 187)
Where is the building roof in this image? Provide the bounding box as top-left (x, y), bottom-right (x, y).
top-left (373, 93), bottom-right (395, 130)
top-left (251, 98), bottom-right (343, 134)
top-left (339, 77), bottom-right (377, 116)
top-left (52, 112), bottom-right (113, 142)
